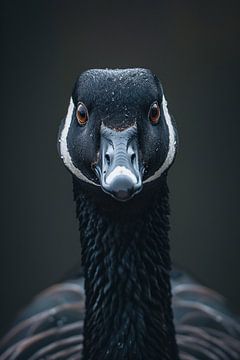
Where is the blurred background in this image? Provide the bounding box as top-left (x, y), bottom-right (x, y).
top-left (1, 0), bottom-right (240, 336)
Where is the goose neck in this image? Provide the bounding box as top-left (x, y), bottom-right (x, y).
top-left (74, 177), bottom-right (179, 360)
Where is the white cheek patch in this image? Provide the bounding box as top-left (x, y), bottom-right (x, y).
top-left (59, 98), bottom-right (98, 186)
top-left (143, 94), bottom-right (177, 184)
top-left (106, 166), bottom-right (137, 185)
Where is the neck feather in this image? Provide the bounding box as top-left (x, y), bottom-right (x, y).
top-left (73, 177), bottom-right (179, 360)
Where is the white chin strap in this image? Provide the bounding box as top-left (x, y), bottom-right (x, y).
top-left (59, 98), bottom-right (98, 186)
top-left (143, 95), bottom-right (177, 184)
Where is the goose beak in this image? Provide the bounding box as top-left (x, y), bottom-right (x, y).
top-left (95, 125), bottom-right (143, 201)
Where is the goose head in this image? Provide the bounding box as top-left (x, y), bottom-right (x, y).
top-left (58, 68), bottom-right (178, 202)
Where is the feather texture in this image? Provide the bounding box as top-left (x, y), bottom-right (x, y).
top-left (1, 270), bottom-right (240, 359)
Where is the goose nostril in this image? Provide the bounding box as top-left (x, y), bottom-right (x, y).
top-left (105, 153), bottom-right (111, 165)
top-left (131, 153), bottom-right (136, 164)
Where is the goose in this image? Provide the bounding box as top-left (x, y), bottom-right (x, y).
top-left (1, 68), bottom-right (240, 360)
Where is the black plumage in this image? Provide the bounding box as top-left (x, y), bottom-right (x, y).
top-left (1, 69), bottom-right (239, 359)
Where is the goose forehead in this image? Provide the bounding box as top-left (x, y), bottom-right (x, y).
top-left (73, 69), bottom-right (160, 106)
top-left (79, 68), bottom-right (154, 83)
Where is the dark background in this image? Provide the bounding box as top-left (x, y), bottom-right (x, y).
top-left (1, 0), bottom-right (240, 336)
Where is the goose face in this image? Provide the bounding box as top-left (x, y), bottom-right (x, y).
top-left (58, 68), bottom-right (177, 201)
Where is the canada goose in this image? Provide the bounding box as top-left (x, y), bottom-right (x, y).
top-left (1, 68), bottom-right (239, 360)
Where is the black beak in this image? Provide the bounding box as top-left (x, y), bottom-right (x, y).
top-left (95, 125), bottom-right (143, 201)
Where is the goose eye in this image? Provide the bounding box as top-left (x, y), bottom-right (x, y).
top-left (76, 103), bottom-right (88, 125)
top-left (149, 102), bottom-right (160, 125)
